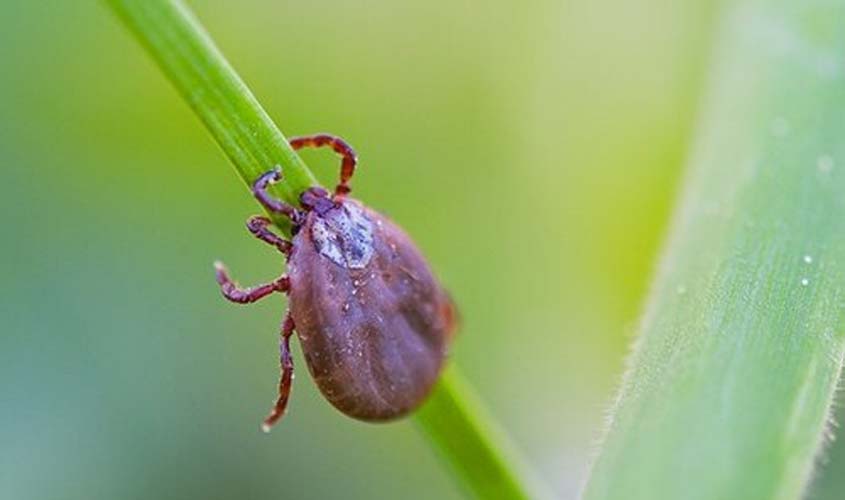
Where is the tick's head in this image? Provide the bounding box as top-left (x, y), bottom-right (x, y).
top-left (299, 186), bottom-right (335, 216)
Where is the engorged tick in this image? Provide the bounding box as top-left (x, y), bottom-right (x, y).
top-left (213, 133), bottom-right (457, 431)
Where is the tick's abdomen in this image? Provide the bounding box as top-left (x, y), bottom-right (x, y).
top-left (287, 200), bottom-right (452, 421)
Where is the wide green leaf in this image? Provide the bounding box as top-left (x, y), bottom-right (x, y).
top-left (584, 1), bottom-right (845, 498)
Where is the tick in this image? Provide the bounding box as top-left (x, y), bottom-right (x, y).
top-left (214, 133), bottom-right (457, 431)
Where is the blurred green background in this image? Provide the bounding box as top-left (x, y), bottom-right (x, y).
top-left (2, 1), bottom-right (844, 499)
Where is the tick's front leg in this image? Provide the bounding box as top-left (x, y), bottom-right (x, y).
top-left (262, 312), bottom-right (296, 432)
top-left (247, 215), bottom-right (292, 256)
top-left (253, 169), bottom-right (302, 222)
top-left (289, 133), bottom-right (357, 198)
top-left (214, 261), bottom-right (290, 304)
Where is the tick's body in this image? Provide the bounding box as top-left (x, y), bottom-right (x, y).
top-left (214, 134), bottom-right (456, 430)
top-left (290, 200), bottom-right (451, 420)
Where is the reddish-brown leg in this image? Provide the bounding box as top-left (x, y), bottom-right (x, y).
top-left (214, 261), bottom-right (290, 304)
top-left (289, 133), bottom-right (357, 198)
top-left (262, 312), bottom-right (296, 432)
top-left (247, 215), bottom-right (292, 256)
top-left (253, 170), bottom-right (301, 222)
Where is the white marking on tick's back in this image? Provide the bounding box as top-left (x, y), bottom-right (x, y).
top-left (310, 202), bottom-right (374, 269)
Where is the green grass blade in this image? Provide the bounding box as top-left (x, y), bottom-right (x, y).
top-left (105, 1), bottom-right (547, 498)
top-left (583, 1), bottom-right (845, 499)
top-left (107, 0), bottom-right (317, 231)
top-left (417, 367), bottom-right (555, 500)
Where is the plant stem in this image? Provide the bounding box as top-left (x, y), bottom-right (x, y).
top-left (108, 0), bottom-right (316, 233)
top-left (417, 366), bottom-right (554, 500)
top-left (105, 1), bottom-right (546, 498)
top-left (583, 1), bottom-right (845, 499)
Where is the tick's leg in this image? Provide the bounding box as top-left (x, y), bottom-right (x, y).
top-left (253, 169), bottom-right (301, 221)
top-left (262, 312), bottom-right (296, 432)
top-left (247, 215), bottom-right (292, 256)
top-left (214, 261), bottom-right (290, 304)
top-left (289, 134), bottom-right (357, 198)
